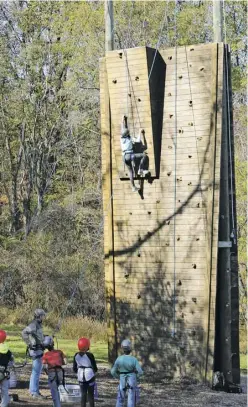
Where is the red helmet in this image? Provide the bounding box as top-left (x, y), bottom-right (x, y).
top-left (78, 337), bottom-right (90, 352)
top-left (0, 330), bottom-right (7, 343)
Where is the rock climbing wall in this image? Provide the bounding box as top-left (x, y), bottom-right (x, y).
top-left (100, 43), bottom-right (238, 382)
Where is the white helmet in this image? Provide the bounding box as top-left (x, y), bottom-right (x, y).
top-left (121, 339), bottom-right (132, 351)
top-left (43, 336), bottom-right (54, 348)
top-left (34, 309), bottom-right (46, 319)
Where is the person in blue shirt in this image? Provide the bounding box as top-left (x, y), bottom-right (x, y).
top-left (111, 339), bottom-right (143, 407)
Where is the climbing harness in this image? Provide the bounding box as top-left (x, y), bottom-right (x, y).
top-left (117, 375), bottom-right (140, 406)
top-left (48, 366), bottom-right (68, 394)
top-left (0, 366), bottom-right (10, 383)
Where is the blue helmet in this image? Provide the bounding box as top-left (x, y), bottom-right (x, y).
top-left (121, 339), bottom-right (132, 351)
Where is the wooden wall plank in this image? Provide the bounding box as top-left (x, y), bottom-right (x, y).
top-left (101, 43), bottom-right (224, 381)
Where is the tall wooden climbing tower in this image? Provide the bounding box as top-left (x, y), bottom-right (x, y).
top-left (100, 43), bottom-right (240, 384)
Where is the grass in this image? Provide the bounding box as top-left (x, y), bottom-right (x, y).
top-left (3, 324), bottom-right (108, 364)
top-left (240, 353), bottom-right (247, 371)
top-left (3, 324), bottom-right (247, 371)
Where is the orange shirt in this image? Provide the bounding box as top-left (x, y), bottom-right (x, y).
top-left (42, 350), bottom-right (65, 368)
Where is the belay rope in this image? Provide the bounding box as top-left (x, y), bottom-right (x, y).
top-left (172, 0), bottom-right (178, 338)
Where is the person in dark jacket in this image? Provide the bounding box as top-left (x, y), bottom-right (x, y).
top-left (0, 330), bottom-right (14, 407)
top-left (73, 337), bottom-right (97, 407)
top-left (22, 309), bottom-right (46, 399)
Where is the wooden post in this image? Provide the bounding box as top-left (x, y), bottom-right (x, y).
top-left (213, 0), bottom-right (223, 42)
top-left (103, 0), bottom-right (117, 362)
top-left (105, 0), bottom-right (114, 52)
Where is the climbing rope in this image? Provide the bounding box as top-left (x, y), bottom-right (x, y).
top-left (148, 1), bottom-right (169, 81)
top-left (184, 48), bottom-right (208, 239)
top-left (131, 1), bottom-right (169, 137)
top-left (172, 0), bottom-right (178, 338)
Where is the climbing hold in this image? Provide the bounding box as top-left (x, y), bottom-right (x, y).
top-left (165, 242), bottom-right (169, 247)
top-left (188, 122), bottom-right (194, 126)
top-left (137, 293), bottom-right (141, 299)
top-left (196, 203), bottom-right (200, 208)
top-left (192, 298), bottom-right (197, 303)
top-left (178, 280), bottom-right (182, 286)
top-left (124, 271), bottom-right (129, 278)
top-left (167, 281), bottom-right (171, 286)
top-left (189, 64), bottom-right (192, 67)
top-left (147, 211), bottom-right (151, 215)
top-left (138, 98), bottom-right (141, 102)
top-left (147, 231), bottom-right (152, 237)
top-left (167, 171), bottom-right (171, 176)
top-left (168, 92), bottom-right (172, 96)
top-left (169, 114), bottom-right (173, 118)
top-left (188, 155), bottom-right (192, 158)
top-left (196, 238), bottom-right (200, 241)
top-left (138, 237), bottom-right (142, 242)
top-left (189, 100), bottom-right (193, 106)
top-left (135, 76), bottom-right (139, 81)
top-left (188, 182), bottom-right (192, 185)
top-left (178, 75), bottom-right (183, 79)
top-left (166, 221), bottom-right (170, 225)
top-left (181, 312), bottom-right (184, 318)
top-left (156, 200), bottom-right (160, 204)
top-left (137, 252), bottom-right (141, 257)
top-left (128, 93), bottom-right (131, 97)
top-left (178, 128), bottom-right (184, 133)
top-left (177, 237), bottom-right (180, 241)
top-left (190, 47), bottom-right (194, 51)
top-left (118, 52), bottom-right (123, 59)
top-left (199, 66), bottom-right (204, 71)
top-left (168, 145), bottom-right (172, 149)
top-left (197, 136), bottom-right (202, 141)
top-left (112, 79), bottom-right (117, 84)
top-left (192, 264), bottom-right (197, 269)
top-left (190, 360), bottom-right (195, 366)
top-left (129, 212), bottom-right (132, 215)
top-left (176, 177), bottom-right (182, 182)
top-left (168, 56), bottom-right (172, 60)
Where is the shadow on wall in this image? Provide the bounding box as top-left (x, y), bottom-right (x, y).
top-left (108, 262), bottom-right (212, 379)
top-left (103, 45), bottom-right (221, 379)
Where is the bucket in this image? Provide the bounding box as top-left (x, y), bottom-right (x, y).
top-left (8, 371), bottom-right (17, 389)
top-left (58, 384), bottom-right (81, 404)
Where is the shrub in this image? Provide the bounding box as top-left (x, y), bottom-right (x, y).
top-left (59, 316), bottom-right (107, 342)
top-left (240, 326), bottom-right (247, 354)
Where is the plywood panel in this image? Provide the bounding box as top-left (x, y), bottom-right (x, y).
top-left (101, 43), bottom-right (224, 381)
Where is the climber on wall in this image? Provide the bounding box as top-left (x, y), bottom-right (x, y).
top-left (120, 115), bottom-right (149, 192)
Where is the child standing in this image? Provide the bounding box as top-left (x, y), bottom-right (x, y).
top-left (111, 339), bottom-right (143, 407)
top-left (0, 330), bottom-right (14, 407)
top-left (42, 336), bottom-right (66, 407)
top-left (73, 337), bottom-right (97, 407)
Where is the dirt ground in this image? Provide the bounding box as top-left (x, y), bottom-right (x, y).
top-left (7, 364), bottom-right (247, 407)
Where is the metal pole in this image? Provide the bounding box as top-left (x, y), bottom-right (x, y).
top-left (105, 0), bottom-right (114, 52)
top-left (213, 0), bottom-right (223, 42)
